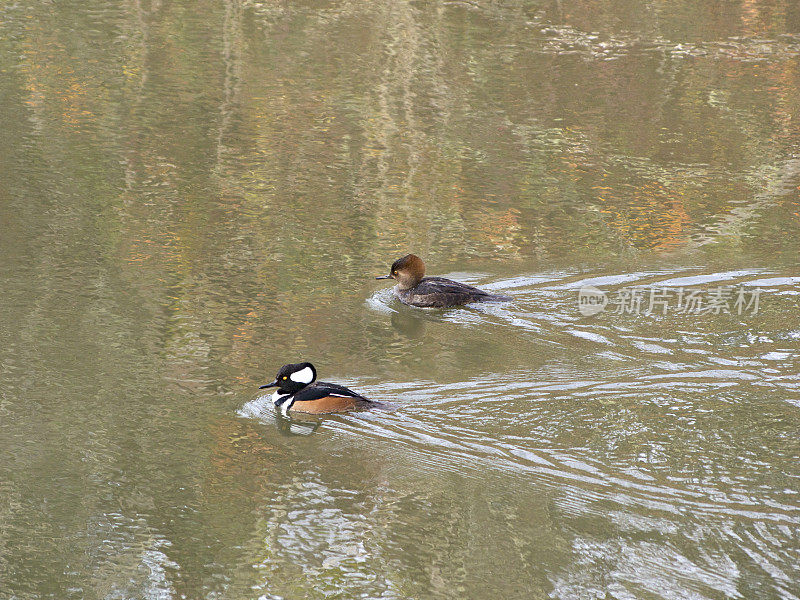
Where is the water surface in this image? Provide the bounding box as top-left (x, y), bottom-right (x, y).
top-left (1, 1), bottom-right (799, 599)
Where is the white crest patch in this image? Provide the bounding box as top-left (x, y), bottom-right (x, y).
top-left (289, 366), bottom-right (314, 384)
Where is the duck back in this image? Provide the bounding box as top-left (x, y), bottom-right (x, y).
top-left (398, 277), bottom-right (510, 308)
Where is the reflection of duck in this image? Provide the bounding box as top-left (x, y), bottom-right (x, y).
top-left (391, 309), bottom-right (426, 338)
top-left (275, 412), bottom-right (322, 436)
top-left (376, 254), bottom-right (511, 308)
top-left (259, 362), bottom-right (375, 415)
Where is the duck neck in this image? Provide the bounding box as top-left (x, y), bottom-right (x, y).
top-left (397, 273), bottom-right (422, 290)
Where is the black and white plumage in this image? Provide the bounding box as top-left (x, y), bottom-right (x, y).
top-left (259, 362), bottom-right (374, 415)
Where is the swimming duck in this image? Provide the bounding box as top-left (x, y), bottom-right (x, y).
top-left (376, 254), bottom-right (511, 308)
top-left (259, 362), bottom-right (373, 415)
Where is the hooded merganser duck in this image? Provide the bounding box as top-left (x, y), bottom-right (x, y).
top-left (258, 362), bottom-right (373, 415)
top-left (376, 254), bottom-right (511, 308)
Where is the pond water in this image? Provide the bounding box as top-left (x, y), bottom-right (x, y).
top-left (1, 1), bottom-right (799, 599)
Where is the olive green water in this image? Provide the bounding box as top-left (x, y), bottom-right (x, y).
top-left (1, 1), bottom-right (800, 599)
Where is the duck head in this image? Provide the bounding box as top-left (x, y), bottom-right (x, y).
top-left (259, 362), bottom-right (317, 393)
top-left (375, 254), bottom-right (426, 290)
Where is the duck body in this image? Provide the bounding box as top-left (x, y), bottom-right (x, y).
top-left (395, 276), bottom-right (504, 307)
top-left (271, 381), bottom-right (371, 415)
top-left (377, 254), bottom-right (511, 308)
top-left (259, 362), bottom-right (373, 415)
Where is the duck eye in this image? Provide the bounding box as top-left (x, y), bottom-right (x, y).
top-left (392, 270), bottom-right (397, 275)
top-left (282, 376), bottom-right (287, 380)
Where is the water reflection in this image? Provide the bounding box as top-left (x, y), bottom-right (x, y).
top-left (1, 0), bottom-right (800, 598)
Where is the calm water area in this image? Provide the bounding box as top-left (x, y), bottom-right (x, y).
top-left (1, 1), bottom-right (799, 598)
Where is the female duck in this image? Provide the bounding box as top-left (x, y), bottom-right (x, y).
top-left (376, 254), bottom-right (510, 308)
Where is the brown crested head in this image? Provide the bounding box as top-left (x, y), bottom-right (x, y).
top-left (390, 254), bottom-right (425, 289)
top-left (379, 254), bottom-right (426, 290)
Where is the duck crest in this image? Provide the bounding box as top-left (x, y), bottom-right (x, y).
top-left (391, 254), bottom-right (426, 290)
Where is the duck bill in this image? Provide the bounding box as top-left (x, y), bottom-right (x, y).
top-left (259, 380), bottom-right (278, 389)
top-left (375, 274), bottom-right (392, 280)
